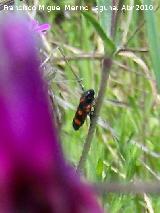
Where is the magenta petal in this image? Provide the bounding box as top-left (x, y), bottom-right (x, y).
top-left (0, 14), bottom-right (102, 212)
top-left (35, 23), bottom-right (51, 32)
top-left (30, 18), bottom-right (50, 33)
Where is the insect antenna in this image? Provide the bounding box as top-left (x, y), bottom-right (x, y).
top-left (58, 47), bottom-right (85, 93)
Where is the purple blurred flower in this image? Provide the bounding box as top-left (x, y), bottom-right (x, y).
top-left (0, 14), bottom-right (102, 213)
top-left (31, 18), bottom-right (50, 33)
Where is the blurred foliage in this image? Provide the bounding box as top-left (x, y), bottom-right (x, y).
top-left (32, 0), bottom-right (160, 211)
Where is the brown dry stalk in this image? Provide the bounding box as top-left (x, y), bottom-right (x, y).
top-left (93, 181), bottom-right (160, 195)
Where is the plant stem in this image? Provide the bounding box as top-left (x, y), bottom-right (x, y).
top-left (93, 181), bottom-right (160, 195)
top-left (110, 0), bottom-right (116, 38)
top-left (77, 58), bottom-right (112, 173)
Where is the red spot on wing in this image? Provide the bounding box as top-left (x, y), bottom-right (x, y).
top-left (73, 89), bottom-right (95, 130)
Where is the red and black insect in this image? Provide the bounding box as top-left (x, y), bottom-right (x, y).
top-left (72, 89), bottom-right (95, 130)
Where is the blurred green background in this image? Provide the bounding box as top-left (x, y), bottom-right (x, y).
top-left (23, 0), bottom-right (160, 212)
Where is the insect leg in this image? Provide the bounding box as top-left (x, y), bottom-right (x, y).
top-left (89, 99), bottom-right (96, 120)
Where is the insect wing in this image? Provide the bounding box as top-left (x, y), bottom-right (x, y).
top-left (72, 101), bottom-right (88, 130)
top-left (72, 89), bottom-right (95, 130)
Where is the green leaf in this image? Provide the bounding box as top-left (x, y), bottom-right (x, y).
top-left (82, 11), bottom-right (116, 55)
top-left (144, 0), bottom-right (160, 92)
top-left (96, 159), bottom-right (103, 178)
top-left (96, 0), bottom-right (112, 36)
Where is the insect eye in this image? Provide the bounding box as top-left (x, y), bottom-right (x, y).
top-left (87, 90), bottom-right (94, 98)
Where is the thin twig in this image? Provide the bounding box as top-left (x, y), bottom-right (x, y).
top-left (117, 47), bottom-right (148, 53)
top-left (113, 0), bottom-right (125, 39)
top-left (53, 53), bottom-right (104, 62)
top-left (125, 4), bottom-right (160, 46)
top-left (113, 61), bottom-right (153, 80)
top-left (77, 58), bottom-right (112, 173)
top-left (93, 181), bottom-right (160, 195)
top-left (121, 0), bottom-right (134, 46)
top-left (141, 160), bottom-right (160, 181)
top-left (52, 47), bottom-right (149, 62)
top-left (110, 0), bottom-right (116, 38)
top-left (52, 54), bottom-right (155, 82)
top-left (144, 193), bottom-right (154, 213)
top-left (125, 20), bottom-right (145, 47)
top-left (131, 140), bottom-right (160, 159)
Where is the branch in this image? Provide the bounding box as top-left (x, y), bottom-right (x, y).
top-left (77, 58), bottom-right (112, 173)
top-left (52, 47), bottom-right (149, 62)
top-left (53, 53), bottom-right (104, 62)
top-left (110, 0), bottom-right (116, 38)
top-left (113, 0), bottom-right (125, 39)
top-left (93, 181), bottom-right (160, 195)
